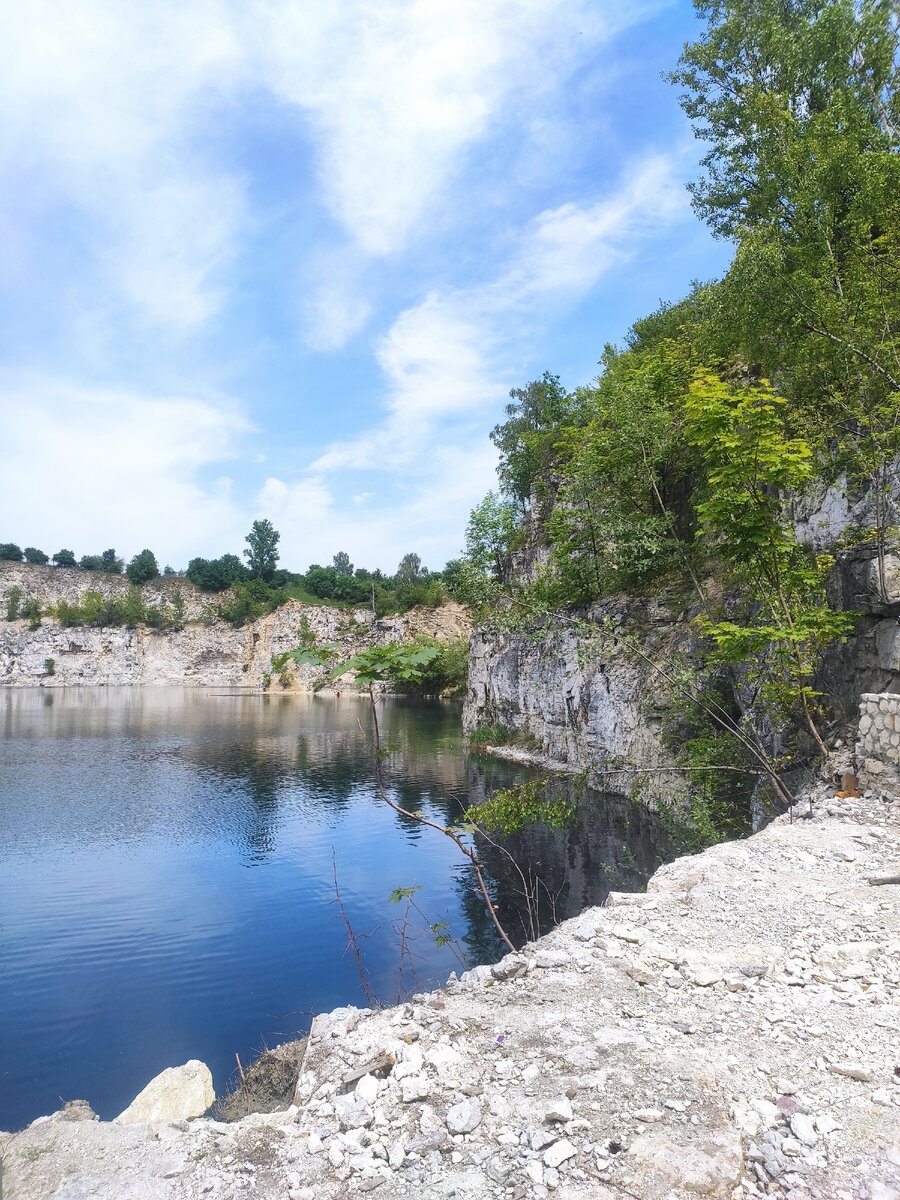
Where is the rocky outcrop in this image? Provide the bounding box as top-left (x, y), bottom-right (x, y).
top-left (0, 561), bottom-right (210, 619)
top-left (464, 597), bottom-right (692, 798)
top-left (0, 564), bottom-right (471, 689)
top-left (3, 776), bottom-right (898, 1198)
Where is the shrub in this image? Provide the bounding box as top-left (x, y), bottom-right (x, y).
top-left (0, 543), bottom-right (23, 561)
top-left (5, 586), bottom-right (22, 621)
top-left (24, 547), bottom-right (49, 564)
top-left (79, 555), bottom-right (104, 571)
top-left (21, 597), bottom-right (42, 630)
top-left (126, 549), bottom-right (158, 584)
top-left (52, 549), bottom-right (76, 567)
top-left (186, 554), bottom-right (248, 592)
top-left (44, 657), bottom-right (55, 676)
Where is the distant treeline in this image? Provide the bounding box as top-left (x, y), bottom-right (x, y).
top-left (1, 520), bottom-right (467, 622)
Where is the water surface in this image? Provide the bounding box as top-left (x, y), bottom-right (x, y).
top-left (0, 687), bottom-right (672, 1129)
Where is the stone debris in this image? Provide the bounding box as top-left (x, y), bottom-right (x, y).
top-left (3, 783), bottom-right (899, 1200)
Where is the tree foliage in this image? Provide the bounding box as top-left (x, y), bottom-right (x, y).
top-left (244, 519), bottom-right (280, 581)
top-left (125, 549), bottom-right (159, 584)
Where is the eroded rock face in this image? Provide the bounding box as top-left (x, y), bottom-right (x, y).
top-left (463, 597), bottom-right (692, 800)
top-left (114, 1060), bottom-right (214, 1126)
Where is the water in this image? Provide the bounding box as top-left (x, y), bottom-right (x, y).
top-left (0, 687), bottom-right (674, 1130)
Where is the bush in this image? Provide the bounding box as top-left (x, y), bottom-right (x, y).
top-left (52, 549), bottom-right (76, 567)
top-left (44, 657), bottom-right (55, 676)
top-left (0, 543), bottom-right (23, 561)
top-left (398, 637), bottom-right (469, 695)
top-left (186, 554), bottom-right (247, 592)
top-left (24, 547), bottom-right (49, 564)
top-left (79, 555), bottom-right (104, 571)
top-left (21, 597), bottom-right (42, 630)
top-left (5, 586), bottom-right (22, 621)
top-left (126, 549), bottom-right (158, 584)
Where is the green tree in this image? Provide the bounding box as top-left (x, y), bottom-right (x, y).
top-left (244, 519), bottom-right (280, 581)
top-left (684, 372), bottom-right (854, 754)
top-left (465, 492), bottom-right (518, 583)
top-left (100, 548), bottom-right (123, 574)
top-left (395, 552), bottom-right (424, 585)
top-left (332, 551), bottom-right (353, 576)
top-left (4, 586), bottom-right (22, 620)
top-left (126, 549), bottom-right (159, 584)
top-left (672, 0), bottom-right (900, 594)
top-left (186, 554), bottom-right (247, 591)
top-left (52, 549), bottom-right (76, 567)
top-left (79, 555), bottom-right (103, 571)
top-left (23, 547), bottom-right (49, 564)
top-left (0, 543), bottom-right (23, 561)
top-left (490, 372), bottom-right (578, 508)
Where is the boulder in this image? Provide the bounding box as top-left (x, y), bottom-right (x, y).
top-left (114, 1059), bottom-right (214, 1126)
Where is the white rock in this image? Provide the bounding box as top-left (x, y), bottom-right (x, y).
top-left (525, 1160), bottom-right (545, 1185)
top-left (400, 1076), bottom-right (430, 1103)
top-left (446, 1096), bottom-right (482, 1134)
top-left (114, 1060), bottom-right (214, 1126)
top-left (543, 1138), bottom-right (577, 1168)
top-left (544, 1098), bottom-right (573, 1123)
top-left (634, 1108), bottom-right (664, 1123)
top-left (356, 1074), bottom-right (380, 1104)
top-left (789, 1114), bottom-right (817, 1147)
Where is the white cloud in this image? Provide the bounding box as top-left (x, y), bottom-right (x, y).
top-left (0, 374), bottom-right (251, 563)
top-left (0, 2), bottom-right (246, 331)
top-left (247, 0), bottom-right (639, 257)
top-left (309, 153), bottom-right (685, 475)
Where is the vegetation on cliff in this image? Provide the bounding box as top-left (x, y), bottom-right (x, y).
top-left (459, 0), bottom-right (900, 839)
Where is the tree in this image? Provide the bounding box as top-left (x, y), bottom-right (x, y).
top-left (395, 552), bottom-right (424, 585)
top-left (0, 543), bottom-right (23, 561)
top-left (100, 548), bottom-right (123, 574)
top-left (186, 554), bottom-right (247, 592)
top-left (23, 547), bottom-right (49, 564)
top-left (79, 555), bottom-right (103, 571)
top-left (332, 551), bottom-right (353, 576)
top-left (52, 549), bottom-right (76, 567)
top-left (672, 0), bottom-right (900, 594)
top-left (490, 372), bottom-right (578, 508)
top-left (244, 519), bottom-right (280, 581)
top-left (465, 492), bottom-right (518, 583)
top-left (684, 372), bottom-right (854, 755)
top-left (126, 549), bottom-right (159, 584)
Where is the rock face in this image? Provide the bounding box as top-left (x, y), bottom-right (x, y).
top-left (4, 778), bottom-right (899, 1199)
top-left (114, 1060), bottom-right (214, 1126)
top-left (464, 596), bottom-right (693, 800)
top-left (0, 561), bottom-right (471, 689)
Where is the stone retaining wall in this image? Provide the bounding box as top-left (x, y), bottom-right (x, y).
top-left (855, 691), bottom-right (900, 793)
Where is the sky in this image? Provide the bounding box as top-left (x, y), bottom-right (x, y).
top-left (0, 0), bottom-right (733, 575)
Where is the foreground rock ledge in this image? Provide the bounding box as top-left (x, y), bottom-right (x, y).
top-left (3, 785), bottom-right (899, 1200)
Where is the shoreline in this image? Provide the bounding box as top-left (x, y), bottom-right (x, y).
top-left (4, 769), bottom-right (898, 1199)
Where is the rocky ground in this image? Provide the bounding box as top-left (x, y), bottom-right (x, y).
top-left (2, 776), bottom-right (898, 1200)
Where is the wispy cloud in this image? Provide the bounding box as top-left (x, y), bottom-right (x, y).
top-left (308, 153), bottom-right (687, 474)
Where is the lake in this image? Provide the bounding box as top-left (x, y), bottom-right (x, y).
top-left (0, 687), bottom-right (674, 1130)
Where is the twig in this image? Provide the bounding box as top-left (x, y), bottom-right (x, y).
top-left (331, 847), bottom-right (380, 1007)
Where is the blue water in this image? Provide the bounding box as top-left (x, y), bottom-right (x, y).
top-left (0, 687), bottom-right (672, 1130)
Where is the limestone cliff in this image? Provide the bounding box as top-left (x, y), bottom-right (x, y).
top-left (0, 563), bottom-right (470, 690)
top-left (463, 476), bottom-right (900, 796)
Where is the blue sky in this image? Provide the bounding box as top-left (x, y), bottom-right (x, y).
top-left (0, 0), bottom-right (733, 574)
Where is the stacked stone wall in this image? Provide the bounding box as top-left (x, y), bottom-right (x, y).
top-left (855, 691), bottom-right (900, 793)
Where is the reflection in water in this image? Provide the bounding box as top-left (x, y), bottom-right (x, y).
top-left (0, 688), bottom-right (675, 1131)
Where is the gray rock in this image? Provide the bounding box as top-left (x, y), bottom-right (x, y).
top-left (446, 1097), bottom-right (482, 1135)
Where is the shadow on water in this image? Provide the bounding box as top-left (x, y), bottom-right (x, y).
top-left (0, 688), bottom-right (678, 1130)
